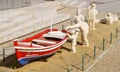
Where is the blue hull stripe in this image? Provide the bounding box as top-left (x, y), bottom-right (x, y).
top-left (18, 53), bottom-right (54, 65)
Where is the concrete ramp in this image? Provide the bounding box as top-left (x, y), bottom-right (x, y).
top-left (0, 3), bottom-right (70, 44)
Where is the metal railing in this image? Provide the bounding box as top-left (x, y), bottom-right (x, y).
top-left (66, 27), bottom-right (120, 72)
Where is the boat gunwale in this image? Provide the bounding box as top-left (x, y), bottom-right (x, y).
top-left (14, 37), bottom-right (67, 50)
top-left (14, 28), bottom-right (68, 50)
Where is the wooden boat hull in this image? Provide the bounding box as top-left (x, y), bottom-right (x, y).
top-left (14, 29), bottom-right (68, 65)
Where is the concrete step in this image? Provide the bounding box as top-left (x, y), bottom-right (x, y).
top-left (72, 1), bottom-right (89, 8)
top-left (0, 10), bottom-right (25, 23)
top-left (0, 16), bottom-right (40, 37)
top-left (34, 1), bottom-right (64, 10)
top-left (61, 0), bottom-right (74, 6)
top-left (0, 14), bottom-right (32, 30)
top-left (56, 0), bottom-right (89, 8)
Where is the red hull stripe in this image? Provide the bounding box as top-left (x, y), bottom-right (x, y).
top-left (18, 47), bottom-right (59, 61)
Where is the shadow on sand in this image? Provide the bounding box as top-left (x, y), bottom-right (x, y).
top-left (0, 53), bottom-right (55, 68)
top-left (0, 45), bottom-right (72, 69)
top-left (0, 53), bottom-right (22, 68)
top-left (61, 46), bottom-right (71, 52)
top-left (66, 40), bottom-right (83, 45)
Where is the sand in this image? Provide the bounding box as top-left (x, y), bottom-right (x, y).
top-left (14, 16), bottom-right (120, 72)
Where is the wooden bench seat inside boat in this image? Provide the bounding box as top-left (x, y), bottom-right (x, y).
top-left (17, 42), bottom-right (43, 48)
top-left (32, 39), bottom-right (56, 46)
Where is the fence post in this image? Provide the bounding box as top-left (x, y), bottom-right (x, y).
top-left (62, 25), bottom-right (64, 30)
top-left (82, 55), bottom-right (84, 71)
top-left (71, 20), bottom-right (73, 25)
top-left (67, 68), bottom-right (70, 72)
top-left (102, 38), bottom-right (105, 50)
top-left (110, 33), bottom-right (113, 44)
top-left (94, 45), bottom-right (96, 59)
top-left (3, 47), bottom-right (5, 62)
top-left (115, 28), bottom-right (118, 38)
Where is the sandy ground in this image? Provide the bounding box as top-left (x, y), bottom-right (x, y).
top-left (0, 1), bottom-right (120, 72)
top-left (13, 16), bottom-right (120, 72)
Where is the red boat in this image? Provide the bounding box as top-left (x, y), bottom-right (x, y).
top-left (13, 28), bottom-right (68, 65)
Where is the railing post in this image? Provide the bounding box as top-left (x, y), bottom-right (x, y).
top-left (71, 20), bottom-right (73, 25)
top-left (62, 25), bottom-right (64, 30)
top-left (82, 55), bottom-right (84, 71)
top-left (110, 33), bottom-right (113, 44)
top-left (67, 68), bottom-right (70, 72)
top-left (94, 45), bottom-right (96, 59)
top-left (116, 28), bottom-right (118, 38)
top-left (102, 38), bottom-right (105, 50)
top-left (3, 47), bottom-right (5, 62)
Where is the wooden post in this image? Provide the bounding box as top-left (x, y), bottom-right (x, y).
top-left (94, 45), bottom-right (96, 59)
top-left (102, 38), bottom-right (105, 50)
top-left (82, 55), bottom-right (84, 71)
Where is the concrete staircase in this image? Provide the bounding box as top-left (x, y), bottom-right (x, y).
top-left (0, 2), bottom-right (70, 44)
top-left (56, 0), bottom-right (89, 8)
